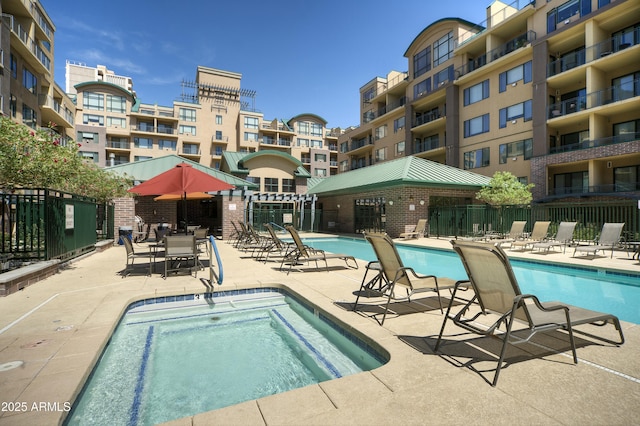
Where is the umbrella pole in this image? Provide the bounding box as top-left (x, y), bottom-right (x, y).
top-left (183, 192), bottom-right (189, 234)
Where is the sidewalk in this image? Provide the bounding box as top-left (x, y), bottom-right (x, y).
top-left (0, 235), bottom-right (638, 425)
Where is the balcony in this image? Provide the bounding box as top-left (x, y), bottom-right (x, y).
top-left (548, 183), bottom-right (640, 197)
top-left (348, 137), bottom-right (373, 153)
top-left (547, 30), bottom-right (640, 78)
top-left (549, 133), bottom-right (639, 154)
top-left (106, 140), bottom-right (132, 150)
top-left (455, 31), bottom-right (535, 79)
top-left (548, 80), bottom-right (640, 119)
top-left (414, 138), bottom-right (441, 153)
top-left (413, 108), bottom-right (445, 128)
top-left (38, 95), bottom-right (74, 127)
top-left (6, 15), bottom-right (51, 74)
top-left (181, 145), bottom-right (201, 156)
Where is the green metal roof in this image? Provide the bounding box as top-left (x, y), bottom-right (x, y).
top-left (307, 156), bottom-right (491, 195)
top-left (221, 151), bottom-right (311, 178)
top-left (106, 154), bottom-right (257, 188)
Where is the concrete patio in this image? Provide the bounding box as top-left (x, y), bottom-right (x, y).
top-left (0, 234), bottom-right (638, 425)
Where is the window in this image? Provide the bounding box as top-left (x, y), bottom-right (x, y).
top-left (340, 142), bottom-right (348, 153)
top-left (215, 130), bottom-right (223, 140)
top-left (179, 108), bottom-right (196, 121)
top-left (244, 116), bottom-right (259, 129)
top-left (22, 68), bottom-right (38, 94)
top-left (499, 61), bottom-right (532, 92)
top-left (340, 160), bottom-right (349, 172)
top-left (614, 166), bottom-right (640, 191)
top-left (375, 125), bottom-right (387, 141)
top-left (414, 78), bottom-right (431, 99)
top-left (9, 95), bottom-right (17, 118)
top-left (83, 92), bottom-right (104, 110)
top-left (79, 151), bottom-right (99, 163)
top-left (558, 130), bottom-right (589, 150)
top-left (298, 122), bottom-right (309, 135)
top-left (134, 156), bottom-right (152, 162)
top-left (79, 132), bottom-right (98, 143)
top-left (499, 100), bottom-right (532, 127)
top-left (22, 105), bottom-right (37, 128)
top-left (310, 139), bottom-right (322, 148)
top-left (464, 80), bottom-right (490, 106)
top-left (10, 54), bottom-right (17, 79)
top-left (83, 114), bottom-right (104, 125)
top-left (375, 147), bottom-right (387, 162)
top-left (182, 143), bottom-right (199, 155)
top-left (244, 132), bottom-right (259, 142)
top-left (547, 0), bottom-right (591, 33)
top-left (138, 121), bottom-right (154, 132)
top-left (613, 24), bottom-right (640, 51)
top-left (433, 66), bottom-right (453, 88)
top-left (314, 153), bottom-right (327, 162)
top-left (363, 87), bottom-right (375, 103)
top-left (215, 115), bottom-right (223, 125)
top-left (464, 114), bottom-right (490, 137)
top-left (297, 138), bottom-right (309, 147)
top-left (395, 141), bottom-right (405, 156)
top-left (613, 119), bottom-right (640, 142)
top-left (315, 169), bottom-right (327, 177)
top-left (310, 123), bottom-right (323, 136)
top-left (413, 46), bottom-right (431, 78)
top-left (499, 139), bottom-right (533, 163)
top-left (107, 116), bottom-right (126, 128)
top-left (106, 95), bottom-right (126, 113)
top-left (415, 134), bottom-right (440, 152)
top-left (264, 178), bottom-right (278, 192)
top-left (282, 179), bottom-right (295, 193)
top-left (612, 72), bottom-right (640, 102)
top-left (246, 176), bottom-right (261, 187)
top-left (464, 148), bottom-right (490, 169)
top-left (179, 125), bottom-right (196, 135)
top-left (394, 116), bottom-right (405, 133)
top-left (158, 139), bottom-right (176, 151)
top-left (134, 137), bottom-right (153, 149)
top-left (433, 32), bottom-right (453, 67)
top-left (554, 171), bottom-right (588, 194)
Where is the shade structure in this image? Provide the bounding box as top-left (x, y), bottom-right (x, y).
top-left (153, 192), bottom-right (213, 201)
top-left (128, 163), bottom-right (234, 232)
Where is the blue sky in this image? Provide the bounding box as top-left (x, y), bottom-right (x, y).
top-left (41, 0), bottom-right (485, 129)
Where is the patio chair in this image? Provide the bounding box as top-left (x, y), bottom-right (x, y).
top-left (573, 223), bottom-right (625, 258)
top-left (532, 221), bottom-right (577, 253)
top-left (510, 221), bottom-right (550, 250)
top-left (258, 223), bottom-right (295, 263)
top-left (280, 225), bottom-right (358, 274)
top-left (436, 240), bottom-right (624, 386)
top-left (353, 232), bottom-right (459, 325)
top-left (399, 219), bottom-right (427, 239)
top-left (491, 220), bottom-right (527, 247)
top-left (122, 237), bottom-right (152, 276)
top-left (163, 235), bottom-right (198, 278)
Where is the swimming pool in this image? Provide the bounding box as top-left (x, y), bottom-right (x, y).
top-left (65, 289), bottom-right (387, 426)
top-left (302, 237), bottom-right (640, 325)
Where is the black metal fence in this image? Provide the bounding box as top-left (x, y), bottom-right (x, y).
top-left (1, 189), bottom-right (112, 264)
top-left (429, 201), bottom-right (639, 242)
top-left (249, 208), bottom-right (320, 233)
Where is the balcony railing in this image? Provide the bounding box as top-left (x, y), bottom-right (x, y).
top-left (414, 138), bottom-right (441, 153)
top-left (106, 140), bottom-right (131, 150)
top-left (376, 97), bottom-right (407, 118)
top-left (39, 95), bottom-right (74, 124)
top-left (455, 31), bottom-right (535, 79)
top-left (548, 80), bottom-right (640, 119)
top-left (6, 16), bottom-right (51, 71)
top-left (548, 29), bottom-right (640, 77)
top-left (550, 133), bottom-right (639, 154)
top-left (181, 147), bottom-right (201, 155)
top-left (549, 183), bottom-right (640, 197)
top-left (349, 137), bottom-right (373, 152)
top-left (413, 108), bottom-right (445, 127)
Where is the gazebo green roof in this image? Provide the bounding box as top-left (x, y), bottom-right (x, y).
top-left (307, 156), bottom-right (491, 195)
top-left (222, 151), bottom-right (311, 178)
top-left (106, 154), bottom-right (257, 189)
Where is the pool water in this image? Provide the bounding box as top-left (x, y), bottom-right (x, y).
top-left (303, 237), bottom-right (640, 325)
top-left (66, 290), bottom-right (386, 426)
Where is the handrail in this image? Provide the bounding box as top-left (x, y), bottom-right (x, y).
top-left (208, 235), bottom-right (223, 285)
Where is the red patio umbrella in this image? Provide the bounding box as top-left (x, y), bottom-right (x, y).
top-left (128, 163), bottom-right (234, 233)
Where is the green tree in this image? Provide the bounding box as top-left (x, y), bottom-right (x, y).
top-left (476, 171), bottom-right (534, 205)
top-left (0, 117), bottom-right (131, 201)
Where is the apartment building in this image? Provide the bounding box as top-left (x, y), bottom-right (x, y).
top-left (338, 0), bottom-right (639, 202)
top-left (1, 0), bottom-right (74, 142)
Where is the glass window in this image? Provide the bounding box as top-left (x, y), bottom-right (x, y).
top-left (134, 137), bottom-right (153, 149)
top-left (414, 46), bottom-right (431, 78)
top-left (414, 78), bottom-right (431, 99)
top-left (612, 72), bottom-right (639, 102)
top-left (298, 122), bottom-right (310, 135)
top-left (264, 178), bottom-right (278, 192)
top-left (557, 0), bottom-right (580, 22)
top-left (310, 139), bottom-right (322, 148)
top-left (244, 132), bottom-right (259, 142)
top-left (10, 54), bottom-right (17, 79)
top-left (179, 108), bottom-right (196, 122)
top-left (179, 125), bottom-right (196, 135)
top-left (395, 141), bottom-right (405, 156)
top-left (614, 166), bottom-right (639, 191)
top-left (463, 147), bottom-right (490, 169)
top-left (79, 151), bottom-right (99, 163)
top-left (83, 92), bottom-right (104, 111)
top-left (499, 139), bottom-right (533, 163)
top-left (215, 115), bottom-right (223, 125)
top-left (464, 80), bottom-right (490, 106)
top-left (23, 105), bottom-right (37, 128)
top-left (134, 156), bottom-right (153, 162)
top-left (182, 143), bottom-right (199, 155)
top-left (22, 68), bottom-right (38, 94)
top-left (310, 123), bottom-right (323, 136)
top-left (433, 32), bottom-right (453, 67)
top-left (107, 116), bottom-right (126, 128)
top-left (363, 87), bottom-right (375, 103)
top-left (215, 130), bottom-right (223, 140)
top-left (613, 119), bottom-right (639, 142)
top-left (158, 139), bottom-right (176, 150)
top-left (464, 114), bottom-right (490, 137)
top-left (554, 171), bottom-right (588, 194)
top-left (106, 95), bottom-right (126, 113)
top-left (83, 114), bottom-right (104, 125)
top-left (499, 61), bottom-right (532, 92)
top-left (394, 116), bottom-right (405, 133)
top-left (244, 116), bottom-right (259, 129)
top-left (315, 169), bottom-right (327, 177)
top-left (375, 125), bottom-right (387, 140)
top-left (79, 132), bottom-right (98, 143)
top-left (282, 179), bottom-right (295, 193)
top-left (433, 66), bottom-right (453, 88)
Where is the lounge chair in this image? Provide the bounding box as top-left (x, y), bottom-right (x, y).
top-left (510, 221), bottom-right (550, 250)
top-left (436, 240), bottom-right (624, 386)
top-left (491, 220), bottom-right (527, 247)
top-left (163, 235), bottom-right (198, 278)
top-left (399, 219), bottom-right (427, 239)
top-left (532, 221), bottom-right (577, 253)
top-left (122, 237), bottom-right (152, 276)
top-left (258, 223), bottom-right (295, 263)
top-left (573, 223), bottom-right (625, 258)
top-left (280, 225), bottom-right (358, 274)
top-left (353, 232), bottom-right (459, 325)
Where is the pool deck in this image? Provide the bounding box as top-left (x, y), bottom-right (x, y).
top-left (0, 234), bottom-right (638, 425)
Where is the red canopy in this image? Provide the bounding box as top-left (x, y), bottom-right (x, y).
top-left (128, 163), bottom-right (234, 196)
